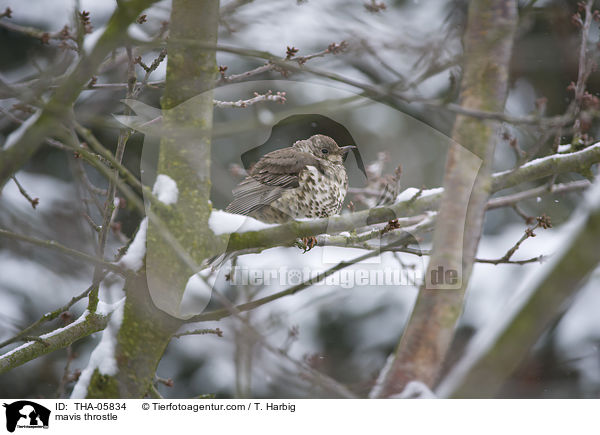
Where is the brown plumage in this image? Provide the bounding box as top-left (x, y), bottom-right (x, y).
top-left (226, 134), bottom-right (355, 223)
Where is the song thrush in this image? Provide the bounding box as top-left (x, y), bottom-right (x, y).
top-left (226, 134), bottom-right (356, 225)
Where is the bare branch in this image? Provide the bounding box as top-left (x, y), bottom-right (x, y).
top-left (476, 215), bottom-right (552, 265)
top-left (487, 180), bottom-right (591, 209)
top-left (0, 18), bottom-right (71, 45)
top-left (172, 328), bottom-right (223, 339)
top-left (0, 228), bottom-right (127, 276)
top-left (0, 282), bottom-right (100, 350)
top-left (570, 0), bottom-right (595, 117)
top-left (0, 7), bottom-right (12, 19)
top-left (11, 176), bottom-right (39, 209)
top-left (0, 0), bottom-right (162, 189)
top-left (476, 255), bottom-right (545, 265)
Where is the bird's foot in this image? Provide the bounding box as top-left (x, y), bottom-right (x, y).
top-left (295, 236), bottom-right (317, 253)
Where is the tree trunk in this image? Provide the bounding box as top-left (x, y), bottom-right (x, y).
top-left (85, 0), bottom-right (220, 398)
top-left (373, 0), bottom-right (518, 397)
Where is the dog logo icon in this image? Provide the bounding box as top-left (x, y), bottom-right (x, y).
top-left (3, 401), bottom-right (50, 432)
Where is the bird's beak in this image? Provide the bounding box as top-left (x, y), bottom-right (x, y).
top-left (340, 145), bottom-right (357, 154)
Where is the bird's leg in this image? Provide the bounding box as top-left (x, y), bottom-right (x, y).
top-left (295, 236), bottom-right (318, 253)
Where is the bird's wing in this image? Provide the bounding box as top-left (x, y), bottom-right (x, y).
top-left (226, 149), bottom-right (322, 216)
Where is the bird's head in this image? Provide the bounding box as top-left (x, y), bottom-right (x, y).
top-left (294, 134), bottom-right (356, 164)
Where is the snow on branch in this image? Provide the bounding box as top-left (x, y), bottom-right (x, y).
top-left (0, 310), bottom-right (110, 374)
top-left (492, 141), bottom-right (600, 191)
top-left (70, 300), bottom-right (125, 398)
top-left (117, 217), bottom-right (148, 271)
top-left (213, 90), bottom-right (286, 108)
top-left (152, 174), bottom-right (179, 205)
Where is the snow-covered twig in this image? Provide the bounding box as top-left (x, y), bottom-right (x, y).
top-left (213, 90), bottom-right (286, 108)
top-left (491, 142), bottom-right (600, 191)
top-left (0, 309), bottom-right (110, 374)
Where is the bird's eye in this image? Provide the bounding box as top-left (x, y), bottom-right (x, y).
top-left (321, 148), bottom-right (329, 154)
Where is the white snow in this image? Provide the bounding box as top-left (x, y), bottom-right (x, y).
top-left (40, 311), bottom-right (89, 339)
top-left (97, 298), bottom-right (126, 316)
top-left (586, 176), bottom-right (600, 210)
top-left (393, 380), bottom-right (437, 399)
top-left (368, 353), bottom-right (395, 398)
top-left (3, 111), bottom-right (41, 149)
top-left (117, 217), bottom-right (147, 271)
top-left (419, 187), bottom-right (444, 197)
top-left (395, 187), bottom-right (421, 202)
top-left (208, 210), bottom-right (278, 235)
top-left (70, 301), bottom-right (125, 399)
top-left (152, 174), bottom-right (179, 205)
top-left (395, 187), bottom-right (443, 203)
top-left (494, 142), bottom-right (600, 180)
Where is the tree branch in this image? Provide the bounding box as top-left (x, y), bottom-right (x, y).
top-left (189, 217), bottom-right (433, 323)
top-left (0, 228), bottom-right (127, 276)
top-left (0, 281), bottom-right (102, 349)
top-left (0, 310), bottom-right (110, 374)
top-left (438, 179), bottom-right (600, 398)
top-left (372, 0), bottom-right (519, 397)
top-left (213, 90), bottom-right (286, 108)
top-left (492, 143), bottom-right (600, 192)
top-left (218, 143), bottom-right (600, 254)
top-left (0, 0), bottom-right (161, 189)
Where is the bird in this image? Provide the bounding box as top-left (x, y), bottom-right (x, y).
top-left (226, 134), bottom-right (356, 230)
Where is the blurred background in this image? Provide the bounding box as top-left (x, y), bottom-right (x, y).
top-left (0, 0), bottom-right (599, 398)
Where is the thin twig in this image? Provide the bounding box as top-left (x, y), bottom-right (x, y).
top-left (0, 281), bottom-right (101, 349)
top-left (476, 255), bottom-right (546, 265)
top-left (570, 0), bottom-right (595, 117)
top-left (477, 215), bottom-right (552, 265)
top-left (486, 180), bottom-right (591, 209)
top-left (87, 47), bottom-right (136, 312)
top-left (0, 228), bottom-right (126, 276)
top-left (0, 19), bottom-right (71, 45)
top-left (133, 48), bottom-right (167, 96)
top-left (11, 176), bottom-right (39, 208)
top-left (172, 328), bottom-right (223, 339)
top-left (56, 346), bottom-right (78, 398)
